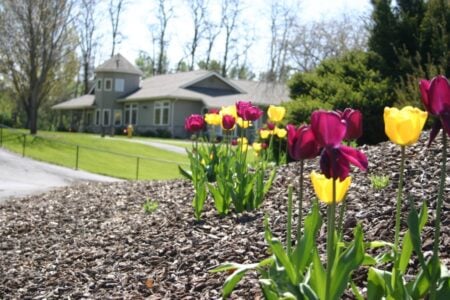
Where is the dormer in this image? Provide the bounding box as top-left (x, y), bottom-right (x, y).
top-left (182, 73), bottom-right (245, 97)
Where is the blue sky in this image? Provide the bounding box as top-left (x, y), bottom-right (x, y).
top-left (96, 0), bottom-right (372, 73)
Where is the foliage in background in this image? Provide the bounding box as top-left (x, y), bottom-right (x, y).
top-left (286, 50), bottom-right (393, 144)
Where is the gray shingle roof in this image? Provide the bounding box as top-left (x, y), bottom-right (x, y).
top-left (51, 94), bottom-right (95, 110)
top-left (122, 70), bottom-right (290, 107)
top-left (95, 53), bottom-right (143, 76)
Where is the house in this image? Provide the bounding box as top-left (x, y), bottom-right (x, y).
top-left (52, 54), bottom-right (290, 138)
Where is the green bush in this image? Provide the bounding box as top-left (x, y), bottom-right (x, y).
top-left (286, 50), bottom-right (395, 144)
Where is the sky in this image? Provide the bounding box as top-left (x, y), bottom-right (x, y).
top-left (96, 0), bottom-right (372, 74)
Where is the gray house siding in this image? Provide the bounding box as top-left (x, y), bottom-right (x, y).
top-left (130, 99), bottom-right (203, 138)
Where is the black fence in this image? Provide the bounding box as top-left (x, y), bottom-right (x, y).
top-left (0, 125), bottom-right (188, 180)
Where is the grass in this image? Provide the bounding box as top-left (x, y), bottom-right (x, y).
top-left (143, 199), bottom-right (159, 214)
top-left (0, 128), bottom-right (189, 180)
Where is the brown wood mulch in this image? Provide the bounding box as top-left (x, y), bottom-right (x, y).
top-left (1, 132), bottom-right (449, 299)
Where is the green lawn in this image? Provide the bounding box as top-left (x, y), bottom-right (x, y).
top-left (0, 129), bottom-right (189, 180)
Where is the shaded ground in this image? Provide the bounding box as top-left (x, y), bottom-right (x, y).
top-left (0, 149), bottom-right (121, 203)
top-left (0, 132), bottom-right (449, 299)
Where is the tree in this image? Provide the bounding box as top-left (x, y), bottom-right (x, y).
top-left (0, 0), bottom-right (76, 134)
top-left (265, 0), bottom-right (298, 82)
top-left (186, 0), bottom-right (207, 71)
top-left (109, 0), bottom-right (125, 57)
top-left (76, 0), bottom-right (99, 94)
top-left (287, 50), bottom-right (393, 144)
top-left (220, 0), bottom-right (241, 77)
top-left (289, 15), bottom-right (368, 73)
top-left (203, 18), bottom-right (221, 70)
top-left (135, 51), bottom-right (155, 78)
top-left (152, 0), bottom-right (173, 75)
top-left (198, 59), bottom-right (222, 73)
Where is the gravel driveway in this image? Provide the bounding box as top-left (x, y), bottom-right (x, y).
top-left (0, 149), bottom-right (121, 202)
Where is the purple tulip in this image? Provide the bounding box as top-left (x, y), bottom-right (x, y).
top-left (286, 124), bottom-right (320, 160)
top-left (311, 110), bottom-right (368, 180)
top-left (222, 114), bottom-right (236, 130)
top-left (185, 114), bottom-right (205, 133)
top-left (339, 108), bottom-right (363, 140)
top-left (236, 101), bottom-right (263, 121)
top-left (419, 75), bottom-right (450, 144)
top-left (236, 101), bottom-right (252, 118)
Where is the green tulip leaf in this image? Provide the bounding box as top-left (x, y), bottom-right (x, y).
top-left (309, 248), bottom-right (326, 300)
top-left (351, 281), bottom-right (364, 300)
top-left (299, 283), bottom-right (319, 300)
top-left (291, 201), bottom-right (322, 272)
top-left (367, 267), bottom-right (391, 300)
top-left (178, 165), bottom-right (193, 180)
top-left (399, 202), bottom-right (428, 273)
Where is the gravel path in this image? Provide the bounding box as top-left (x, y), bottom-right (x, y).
top-left (0, 149), bottom-right (121, 203)
top-left (0, 132), bottom-right (449, 299)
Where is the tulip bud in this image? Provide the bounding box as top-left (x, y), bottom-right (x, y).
top-left (185, 114), bottom-right (205, 133)
top-left (222, 114), bottom-right (236, 130)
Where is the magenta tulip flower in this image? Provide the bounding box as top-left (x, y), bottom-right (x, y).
top-left (287, 124), bottom-right (321, 160)
top-left (236, 101), bottom-right (252, 118)
top-left (338, 108), bottom-right (363, 140)
top-left (311, 110), bottom-right (368, 180)
top-left (222, 114), bottom-right (236, 130)
top-left (185, 114), bottom-right (205, 133)
top-left (419, 75), bottom-right (450, 144)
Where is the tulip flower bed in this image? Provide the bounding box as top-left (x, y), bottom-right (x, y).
top-left (0, 132), bottom-right (448, 298)
top-left (1, 77), bottom-right (450, 298)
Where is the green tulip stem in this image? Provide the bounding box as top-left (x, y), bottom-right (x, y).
top-left (337, 200), bottom-right (347, 240)
top-left (393, 145), bottom-right (406, 282)
top-left (325, 178), bottom-right (337, 300)
top-left (287, 185), bottom-right (293, 254)
top-left (296, 159), bottom-right (304, 245)
top-left (430, 133), bottom-right (447, 299)
top-left (278, 137), bottom-right (282, 165)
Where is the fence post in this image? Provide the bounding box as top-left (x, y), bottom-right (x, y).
top-left (75, 145), bottom-right (79, 170)
top-left (136, 157), bottom-right (140, 180)
top-left (22, 134), bottom-right (26, 157)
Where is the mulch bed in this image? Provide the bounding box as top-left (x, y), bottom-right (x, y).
top-left (1, 132), bottom-right (449, 299)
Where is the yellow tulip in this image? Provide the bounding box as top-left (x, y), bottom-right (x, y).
top-left (252, 142), bottom-right (262, 151)
top-left (237, 137), bottom-right (248, 145)
top-left (310, 171), bottom-right (351, 205)
top-left (204, 113), bottom-right (221, 126)
top-left (240, 143), bottom-right (248, 152)
top-left (267, 105), bottom-right (286, 123)
top-left (260, 129), bottom-right (271, 139)
top-left (275, 127), bottom-right (287, 138)
top-left (384, 106), bottom-right (428, 146)
top-left (237, 117), bottom-right (251, 128)
top-left (220, 105), bottom-right (238, 119)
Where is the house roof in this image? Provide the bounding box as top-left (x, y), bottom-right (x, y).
top-left (121, 70), bottom-right (290, 107)
top-left (51, 94), bottom-right (95, 110)
top-left (95, 53), bottom-right (143, 76)
top-left (52, 69), bottom-right (290, 111)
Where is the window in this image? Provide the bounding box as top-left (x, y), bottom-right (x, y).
top-left (104, 78), bottom-right (112, 91)
top-left (124, 104), bottom-right (138, 125)
top-left (86, 111), bottom-right (93, 125)
top-left (115, 78), bottom-right (124, 92)
top-left (95, 109), bottom-right (101, 125)
top-left (154, 101), bottom-right (170, 126)
top-left (102, 109), bottom-right (111, 126)
top-left (114, 110), bottom-right (122, 126)
top-left (96, 79), bottom-right (102, 91)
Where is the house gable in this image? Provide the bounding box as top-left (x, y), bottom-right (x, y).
top-left (183, 73), bottom-right (245, 97)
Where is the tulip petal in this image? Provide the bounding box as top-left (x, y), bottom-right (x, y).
top-left (429, 76), bottom-right (450, 115)
top-left (340, 146), bottom-right (368, 172)
top-left (311, 110), bottom-right (346, 147)
top-left (419, 79), bottom-right (432, 114)
top-left (342, 109), bottom-right (363, 140)
top-left (310, 171), bottom-right (351, 204)
top-left (320, 148), bottom-right (350, 180)
top-left (428, 120), bottom-right (442, 147)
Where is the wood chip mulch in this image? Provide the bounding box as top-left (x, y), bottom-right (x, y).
top-left (1, 132), bottom-right (449, 299)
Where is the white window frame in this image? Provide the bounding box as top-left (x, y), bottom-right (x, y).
top-left (115, 78), bottom-right (125, 92)
top-left (102, 109), bottom-right (111, 126)
top-left (113, 109), bottom-right (122, 126)
top-left (154, 101), bottom-right (170, 126)
top-left (124, 103), bottom-right (138, 125)
top-left (104, 78), bottom-right (113, 91)
top-left (95, 109), bottom-right (101, 126)
top-left (96, 79), bottom-right (102, 91)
